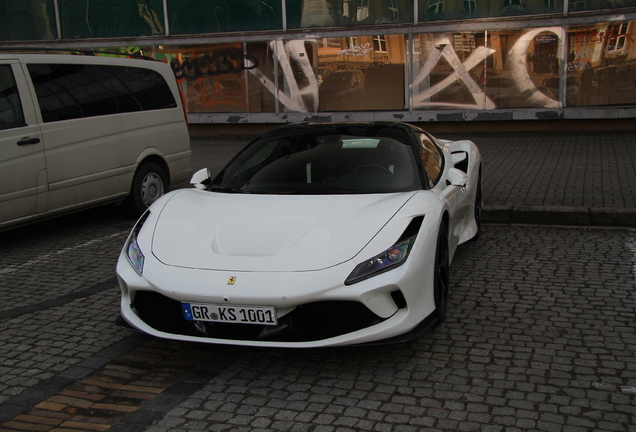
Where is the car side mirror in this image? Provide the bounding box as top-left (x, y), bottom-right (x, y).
top-left (442, 168), bottom-right (468, 199)
top-left (190, 168), bottom-right (211, 190)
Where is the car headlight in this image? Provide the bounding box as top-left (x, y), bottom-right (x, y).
top-left (125, 211), bottom-right (150, 276)
top-left (345, 216), bottom-right (424, 285)
top-left (345, 237), bottom-right (415, 285)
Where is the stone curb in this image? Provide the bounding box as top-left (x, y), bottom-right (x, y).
top-left (483, 205), bottom-right (636, 227)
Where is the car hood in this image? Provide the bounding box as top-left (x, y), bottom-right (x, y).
top-left (150, 189), bottom-right (416, 272)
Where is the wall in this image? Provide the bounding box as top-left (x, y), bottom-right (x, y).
top-left (1, 0), bottom-right (635, 126)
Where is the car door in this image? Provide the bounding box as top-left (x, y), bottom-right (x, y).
top-left (0, 61), bottom-right (47, 227)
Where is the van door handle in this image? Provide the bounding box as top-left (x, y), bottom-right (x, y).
top-left (17, 137), bottom-right (41, 146)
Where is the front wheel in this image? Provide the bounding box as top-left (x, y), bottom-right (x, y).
top-left (433, 220), bottom-right (450, 324)
top-left (125, 162), bottom-right (168, 216)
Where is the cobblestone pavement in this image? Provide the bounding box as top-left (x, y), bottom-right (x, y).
top-left (467, 131), bottom-right (636, 209)
top-left (1, 216), bottom-right (635, 431)
top-left (1, 131), bottom-right (635, 431)
top-left (0, 208), bottom-right (139, 408)
top-left (142, 224), bottom-right (636, 432)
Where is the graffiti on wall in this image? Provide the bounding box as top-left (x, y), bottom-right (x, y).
top-left (412, 39), bottom-right (496, 109)
top-left (412, 27), bottom-right (564, 110)
top-left (170, 49), bottom-right (258, 79)
top-left (506, 27), bottom-right (563, 109)
top-left (170, 48), bottom-right (259, 112)
top-left (337, 43), bottom-right (373, 59)
top-left (174, 26), bottom-right (575, 113)
top-left (247, 40), bottom-right (319, 112)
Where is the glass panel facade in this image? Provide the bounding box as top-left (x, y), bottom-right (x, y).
top-left (275, 40), bottom-right (319, 112)
top-left (150, 42), bottom-right (297, 114)
top-left (141, 21), bottom-right (636, 115)
top-left (5, 5), bottom-right (631, 115)
top-left (487, 27), bottom-right (562, 108)
top-left (287, 0), bottom-right (413, 29)
top-left (0, 0), bottom-right (56, 40)
top-left (246, 43), bottom-right (277, 113)
top-left (167, 0), bottom-right (282, 33)
top-left (568, 0), bottom-right (636, 13)
top-left (157, 44), bottom-right (250, 113)
top-left (418, 0), bottom-right (563, 21)
top-left (567, 21), bottom-right (636, 105)
top-left (1, 1), bottom-right (635, 39)
top-left (318, 35), bottom-right (405, 110)
top-left (412, 32), bottom-right (489, 109)
top-left (60, 0), bottom-right (164, 38)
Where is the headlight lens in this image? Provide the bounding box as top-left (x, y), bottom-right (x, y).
top-left (345, 237), bottom-right (415, 285)
top-left (127, 236), bottom-right (145, 275)
top-left (125, 211), bottom-right (149, 276)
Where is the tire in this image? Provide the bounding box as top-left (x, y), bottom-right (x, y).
top-left (434, 220), bottom-right (450, 324)
top-left (125, 162), bottom-right (168, 216)
top-left (471, 168), bottom-right (483, 241)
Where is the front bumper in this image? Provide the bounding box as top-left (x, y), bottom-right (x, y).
top-left (116, 247), bottom-right (437, 348)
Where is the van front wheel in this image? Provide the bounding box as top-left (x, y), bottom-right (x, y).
top-left (125, 162), bottom-right (167, 215)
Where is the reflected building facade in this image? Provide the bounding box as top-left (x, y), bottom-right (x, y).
top-left (0, 0), bottom-right (635, 128)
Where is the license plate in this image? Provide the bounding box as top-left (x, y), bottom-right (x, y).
top-left (182, 302), bottom-right (277, 325)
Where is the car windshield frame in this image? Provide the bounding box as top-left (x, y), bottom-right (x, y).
top-left (209, 124), bottom-right (425, 195)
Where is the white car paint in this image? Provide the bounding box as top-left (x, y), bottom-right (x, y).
top-left (116, 122), bottom-right (481, 348)
top-left (151, 190), bottom-right (418, 272)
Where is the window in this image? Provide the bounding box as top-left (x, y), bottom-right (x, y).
top-left (0, 66), bottom-right (25, 130)
top-left (608, 22), bottom-right (629, 51)
top-left (568, 0), bottom-right (586, 11)
top-left (413, 38), bottom-right (422, 54)
top-left (373, 35), bottom-right (388, 52)
top-left (27, 63), bottom-right (177, 123)
top-left (357, 0), bottom-right (369, 21)
top-left (427, 0), bottom-right (445, 19)
top-left (214, 129), bottom-right (420, 194)
top-left (387, 0), bottom-right (399, 20)
top-left (463, 0), bottom-right (477, 15)
top-left (417, 133), bottom-right (443, 187)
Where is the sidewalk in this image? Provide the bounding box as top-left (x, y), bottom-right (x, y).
top-left (187, 130), bottom-right (636, 227)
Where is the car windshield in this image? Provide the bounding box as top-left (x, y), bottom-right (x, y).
top-left (210, 126), bottom-right (422, 194)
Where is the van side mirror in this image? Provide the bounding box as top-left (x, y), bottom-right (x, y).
top-left (190, 168), bottom-right (211, 190)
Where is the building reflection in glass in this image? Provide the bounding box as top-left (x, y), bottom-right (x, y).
top-left (142, 20), bottom-right (636, 114)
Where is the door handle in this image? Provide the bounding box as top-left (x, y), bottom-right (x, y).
top-left (17, 137), bottom-right (41, 146)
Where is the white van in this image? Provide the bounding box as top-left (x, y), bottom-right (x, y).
top-left (0, 52), bottom-right (191, 231)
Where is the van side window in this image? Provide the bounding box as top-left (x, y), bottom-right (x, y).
top-left (0, 65), bottom-right (26, 130)
top-left (27, 64), bottom-right (177, 123)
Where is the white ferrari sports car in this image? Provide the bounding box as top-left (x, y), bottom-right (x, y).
top-left (116, 122), bottom-right (481, 348)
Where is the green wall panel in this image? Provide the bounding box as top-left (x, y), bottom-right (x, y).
top-left (167, 0), bottom-right (282, 34)
top-left (61, 0), bottom-right (164, 39)
top-left (0, 0), bottom-right (57, 40)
